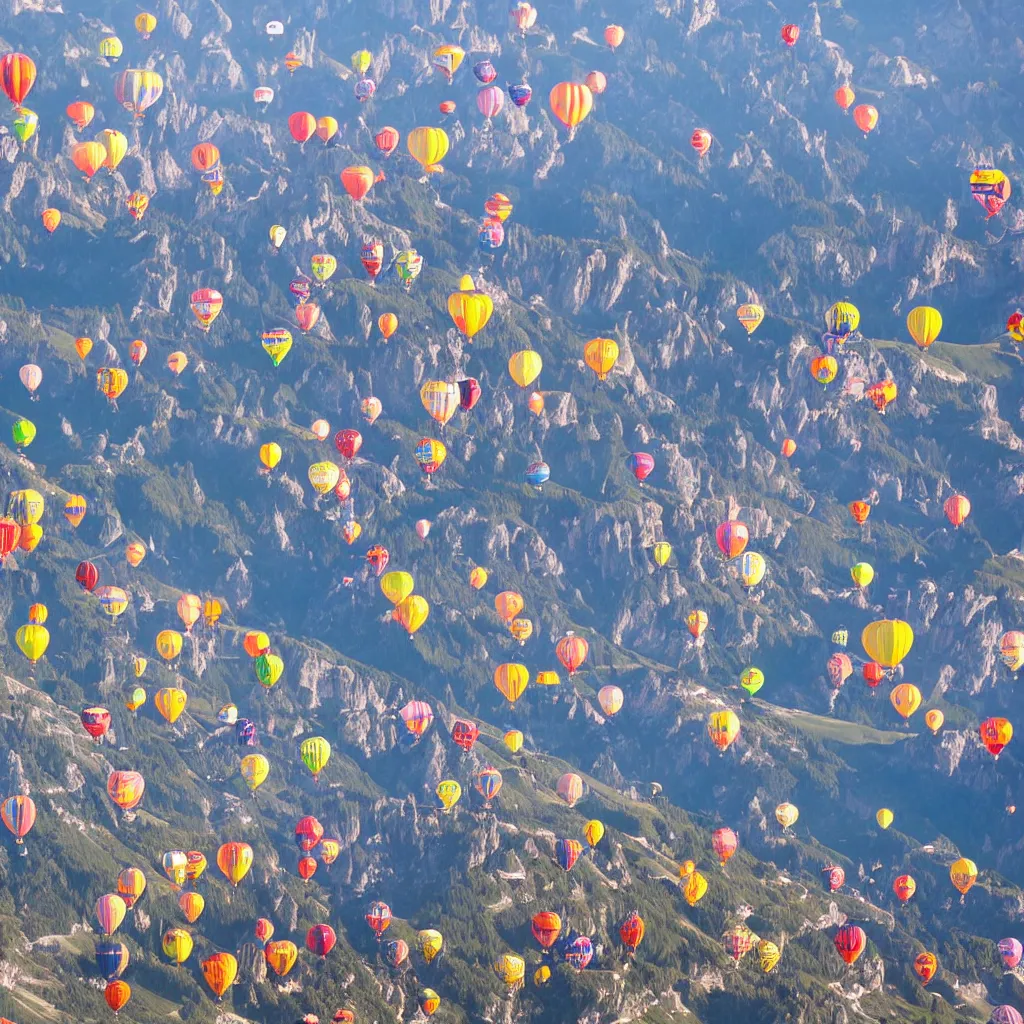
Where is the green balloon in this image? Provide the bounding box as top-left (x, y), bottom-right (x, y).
top-left (255, 652), bottom-right (283, 688)
top-left (12, 418), bottom-right (36, 448)
top-left (740, 667), bottom-right (764, 697)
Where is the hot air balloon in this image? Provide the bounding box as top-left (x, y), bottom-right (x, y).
top-left (598, 685), bottom-right (623, 716)
top-left (999, 938), bottom-right (1023, 969)
top-left (432, 44), bottom-right (465, 83)
top-left (407, 126), bottom-right (449, 170)
top-left (824, 865), bottom-right (845, 892)
top-left (980, 718), bottom-right (1013, 759)
top-left (494, 662), bottom-right (529, 704)
top-left (944, 494), bottom-right (971, 527)
top-left (736, 303), bottom-right (765, 334)
top-left (781, 23), bottom-right (800, 45)
top-left (300, 736), bottom-right (331, 780)
top-left (876, 808), bottom-right (894, 830)
top-left (893, 874), bottom-right (916, 903)
top-left (81, 707), bottom-right (111, 741)
top-left (716, 520), bottom-right (749, 559)
top-left (95, 893), bottom-right (127, 936)
top-left (834, 925), bottom-right (866, 965)
top-left (115, 68), bottom-right (164, 117)
top-left (691, 128), bottom-right (712, 158)
top-left (862, 619), bottom-right (914, 668)
top-left (925, 709), bottom-right (944, 734)
top-left (712, 827), bottom-right (738, 866)
top-left (67, 100), bottom-right (95, 129)
top-left (202, 952), bottom-right (237, 1000)
top-left (811, 354), bottom-right (838, 385)
top-left (583, 820), bottom-right (605, 848)
top-left (775, 802), bottom-right (799, 829)
top-left (890, 683), bottom-right (922, 721)
top-left (741, 666), bottom-right (764, 697)
top-left (549, 82), bottom-right (593, 134)
top-left (906, 306), bottom-right (942, 349)
top-left (15, 624), bottom-right (48, 664)
top-left (436, 780), bottom-right (462, 812)
top-left (556, 633), bottom-right (589, 675)
top-left (1, 795), bottom-right (35, 850)
top-left (476, 766), bottom-right (503, 805)
top-left (265, 940), bottom-right (298, 976)
top-left (708, 710), bottom-right (740, 752)
top-left (687, 610), bottom-right (709, 639)
top-left (971, 168), bottom-right (1012, 218)
top-left (447, 280), bottom-right (494, 340)
top-left (190, 288), bottom-right (223, 331)
top-left (413, 438), bottom-right (446, 475)
top-left (556, 773), bottom-right (584, 807)
top-left (950, 857), bottom-right (977, 898)
top-left (217, 842), bottom-right (253, 886)
top-left (477, 85), bottom-right (505, 119)
top-left (40, 208), bottom-right (59, 233)
top-left (0, 53), bottom-right (36, 105)
top-left (509, 82), bottom-right (532, 107)
top-left (96, 941), bottom-right (130, 979)
top-left (835, 84), bottom-right (855, 111)
top-left (341, 166), bottom-right (375, 201)
top-left (853, 104), bottom-right (878, 134)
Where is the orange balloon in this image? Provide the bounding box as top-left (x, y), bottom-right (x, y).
top-left (72, 140), bottom-right (107, 178)
top-left (834, 85), bottom-right (855, 111)
top-left (191, 142), bottom-right (220, 172)
top-left (341, 165), bottom-right (375, 201)
top-left (378, 313), bottom-right (398, 339)
top-left (604, 24), bottom-right (625, 48)
top-left (494, 591), bottom-right (524, 623)
top-left (780, 438), bottom-right (796, 458)
top-left (853, 104), bottom-right (878, 134)
top-left (41, 209), bottom-right (61, 233)
top-left (66, 100), bottom-right (95, 129)
top-left (75, 337), bottom-right (93, 359)
top-left (105, 980), bottom-right (131, 1013)
top-left (549, 82), bottom-right (593, 130)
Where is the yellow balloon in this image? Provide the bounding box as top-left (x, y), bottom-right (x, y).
top-left (155, 629), bottom-right (183, 661)
top-left (736, 303), bottom-right (765, 335)
top-left (583, 820), bottom-right (605, 847)
top-left (775, 802), bottom-right (799, 829)
top-left (850, 562), bottom-right (874, 587)
top-left (906, 306), bottom-right (942, 349)
top-left (876, 808), bottom-right (894, 830)
top-left (508, 349), bottom-right (543, 388)
top-left (418, 929), bottom-right (443, 965)
top-left (469, 566), bottom-right (489, 589)
top-left (494, 663), bottom-right (529, 704)
top-left (436, 779), bottom-right (462, 812)
top-left (240, 753), bottom-right (269, 792)
top-left (407, 126), bottom-right (450, 169)
top-left (162, 927), bottom-right (193, 964)
top-left (739, 552), bottom-right (765, 588)
top-left (683, 870), bottom-right (708, 906)
top-left (493, 953), bottom-right (525, 987)
top-left (8, 489), bottom-right (44, 526)
top-left (155, 687), bottom-right (187, 724)
top-left (950, 856), bottom-right (977, 896)
top-left (653, 541), bottom-right (672, 567)
top-left (889, 683), bottom-right (922, 721)
top-left (861, 619), bottom-right (914, 668)
top-left (381, 571), bottom-right (415, 605)
top-left (420, 381), bottom-right (462, 425)
top-left (15, 623), bottom-right (49, 664)
top-left (308, 461), bottom-right (341, 494)
top-left (269, 224), bottom-right (287, 248)
top-left (583, 338), bottom-right (619, 380)
top-left (503, 729), bottom-right (524, 753)
top-left (260, 443), bottom-right (281, 470)
top-left (395, 594), bottom-right (429, 635)
top-left (447, 287), bottom-right (494, 339)
top-left (925, 709), bottom-right (944, 735)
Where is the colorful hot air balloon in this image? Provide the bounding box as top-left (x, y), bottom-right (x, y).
top-left (476, 766), bottom-right (503, 805)
top-left (340, 166), bottom-right (375, 201)
top-left (890, 683), bottom-right (922, 721)
top-left (448, 280), bottom-right (494, 339)
top-left (0, 53), bottom-right (36, 105)
top-left (906, 306), bottom-right (942, 349)
top-left (893, 874), bottom-right (916, 903)
top-left (950, 857), bottom-right (978, 898)
top-left (980, 718), bottom-right (1013, 759)
top-left (216, 842), bottom-right (253, 886)
top-left (781, 23), bottom-right (800, 45)
top-left (736, 303), bottom-right (765, 334)
top-left (556, 633), bottom-right (589, 675)
top-left (598, 685), bottom-right (623, 716)
top-left (691, 128), bottom-right (712, 158)
top-left (115, 68), bottom-right (164, 117)
top-left (549, 82), bottom-right (593, 133)
top-left (834, 925), bottom-right (866, 965)
top-left (1, 794), bottom-right (35, 849)
top-left (708, 710), bottom-right (740, 753)
top-left (944, 494), bottom-right (971, 527)
top-left (407, 126), bottom-right (449, 170)
top-left (202, 952), bottom-right (238, 1000)
top-left (300, 736), bottom-right (331, 780)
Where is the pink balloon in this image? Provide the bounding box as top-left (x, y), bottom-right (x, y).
top-left (416, 519), bottom-right (431, 539)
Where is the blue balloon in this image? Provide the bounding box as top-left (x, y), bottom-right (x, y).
top-left (236, 718), bottom-right (257, 746)
top-left (474, 60), bottom-right (497, 83)
top-left (525, 461), bottom-right (550, 488)
top-left (96, 941), bottom-right (129, 980)
top-left (508, 82), bottom-right (532, 107)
